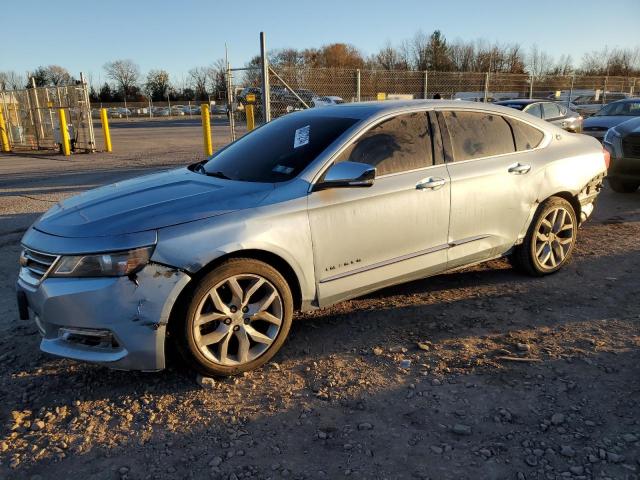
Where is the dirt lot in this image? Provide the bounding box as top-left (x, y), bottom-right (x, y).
top-left (0, 121), bottom-right (639, 480)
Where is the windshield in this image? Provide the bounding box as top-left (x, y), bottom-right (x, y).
top-left (501, 103), bottom-right (526, 110)
top-left (203, 114), bottom-right (359, 182)
top-left (595, 101), bottom-right (640, 117)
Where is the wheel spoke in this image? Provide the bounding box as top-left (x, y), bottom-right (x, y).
top-left (218, 331), bottom-right (232, 364)
top-left (243, 278), bottom-right (265, 305)
top-left (550, 209), bottom-right (559, 228)
top-left (559, 223), bottom-right (573, 232)
top-left (548, 248), bottom-right (557, 267)
top-left (227, 277), bottom-right (244, 306)
top-left (254, 290), bottom-right (277, 313)
top-left (245, 325), bottom-right (273, 345)
top-left (194, 311), bottom-right (226, 328)
top-left (540, 218), bottom-right (553, 232)
top-left (236, 328), bottom-right (250, 363)
top-left (253, 310), bottom-right (282, 326)
top-left (209, 289), bottom-right (228, 315)
top-left (555, 209), bottom-right (566, 232)
top-left (198, 325), bottom-right (230, 347)
top-left (539, 246), bottom-right (552, 266)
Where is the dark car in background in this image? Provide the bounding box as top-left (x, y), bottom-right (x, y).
top-left (495, 99), bottom-right (583, 133)
top-left (583, 98), bottom-right (640, 140)
top-left (603, 117), bottom-right (640, 193)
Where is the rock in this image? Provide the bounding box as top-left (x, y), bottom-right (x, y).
top-left (452, 424), bottom-right (472, 436)
top-left (588, 454), bottom-right (599, 463)
top-left (560, 445), bottom-right (575, 457)
top-left (479, 448), bottom-right (491, 457)
top-left (551, 413), bottom-right (566, 425)
top-left (533, 449), bottom-right (544, 457)
top-left (430, 446), bottom-right (443, 454)
top-left (431, 379), bottom-right (442, 386)
top-left (622, 433), bottom-right (638, 443)
top-left (606, 451), bottom-right (624, 463)
top-left (357, 422), bottom-right (373, 431)
top-left (569, 466), bottom-right (584, 475)
top-left (196, 375), bottom-right (216, 389)
top-left (372, 347), bottom-right (383, 356)
top-left (417, 342), bottom-right (430, 351)
top-left (517, 472), bottom-right (526, 480)
top-left (317, 431), bottom-right (327, 440)
top-left (516, 343), bottom-right (530, 352)
top-left (209, 456), bottom-right (223, 467)
top-left (31, 420), bottom-right (45, 431)
top-left (400, 359), bottom-right (412, 369)
top-left (525, 455), bottom-right (538, 467)
top-left (118, 467), bottom-right (129, 475)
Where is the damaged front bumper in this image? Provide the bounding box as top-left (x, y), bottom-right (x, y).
top-left (17, 263), bottom-right (190, 371)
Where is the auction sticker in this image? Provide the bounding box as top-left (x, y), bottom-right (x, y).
top-left (293, 125), bottom-right (310, 148)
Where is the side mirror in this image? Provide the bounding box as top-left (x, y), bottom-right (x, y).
top-left (314, 161), bottom-right (376, 191)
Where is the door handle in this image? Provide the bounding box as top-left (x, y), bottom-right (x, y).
top-left (508, 163), bottom-right (531, 175)
top-left (416, 177), bottom-right (446, 190)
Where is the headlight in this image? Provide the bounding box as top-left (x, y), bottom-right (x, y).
top-left (50, 246), bottom-right (154, 278)
top-left (603, 127), bottom-right (620, 144)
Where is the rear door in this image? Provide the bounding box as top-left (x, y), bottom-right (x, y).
top-left (438, 109), bottom-right (546, 269)
top-left (308, 110), bottom-right (451, 306)
top-left (542, 102), bottom-right (567, 129)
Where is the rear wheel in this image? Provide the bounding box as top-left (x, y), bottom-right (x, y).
top-left (609, 178), bottom-right (639, 193)
top-left (512, 197), bottom-right (577, 276)
top-left (178, 258), bottom-right (293, 376)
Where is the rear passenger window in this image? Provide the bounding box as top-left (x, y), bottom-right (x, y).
top-left (542, 103), bottom-right (561, 119)
top-left (442, 111), bottom-right (515, 161)
top-left (506, 118), bottom-right (545, 151)
top-left (335, 111), bottom-right (432, 176)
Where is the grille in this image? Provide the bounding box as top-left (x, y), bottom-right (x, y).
top-left (622, 134), bottom-right (640, 159)
top-left (19, 247), bottom-right (59, 286)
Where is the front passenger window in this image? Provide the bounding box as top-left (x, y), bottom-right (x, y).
top-left (335, 112), bottom-right (433, 176)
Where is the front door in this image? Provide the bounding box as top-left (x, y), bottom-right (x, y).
top-left (307, 111), bottom-right (451, 307)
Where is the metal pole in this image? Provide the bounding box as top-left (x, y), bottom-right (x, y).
top-left (483, 72), bottom-right (489, 103)
top-left (603, 76), bottom-right (608, 104)
top-left (356, 69), bottom-right (361, 102)
top-left (30, 77), bottom-right (44, 147)
top-left (225, 48), bottom-right (236, 141)
top-left (80, 72), bottom-right (96, 152)
top-left (100, 108), bottom-right (112, 152)
top-left (201, 103), bottom-right (213, 156)
top-left (423, 71), bottom-right (428, 99)
top-left (123, 88), bottom-right (129, 120)
top-left (259, 32), bottom-right (271, 123)
top-left (268, 67), bottom-right (309, 108)
top-left (631, 78), bottom-right (636, 96)
top-left (57, 108), bottom-right (71, 156)
top-left (567, 75), bottom-right (575, 109)
top-left (529, 73), bottom-right (534, 99)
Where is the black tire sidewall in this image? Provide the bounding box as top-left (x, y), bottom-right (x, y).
top-left (181, 259), bottom-right (293, 377)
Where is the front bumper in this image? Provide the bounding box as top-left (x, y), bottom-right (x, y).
top-left (604, 143), bottom-right (640, 183)
top-left (17, 263), bottom-right (190, 371)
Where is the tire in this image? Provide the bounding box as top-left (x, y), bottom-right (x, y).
top-left (177, 258), bottom-right (293, 376)
top-left (511, 197), bottom-right (578, 276)
top-left (609, 178), bottom-right (639, 193)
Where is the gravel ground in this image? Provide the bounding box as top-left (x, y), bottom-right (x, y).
top-left (0, 122), bottom-right (639, 480)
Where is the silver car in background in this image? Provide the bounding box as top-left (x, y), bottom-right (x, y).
top-left (16, 101), bottom-right (607, 376)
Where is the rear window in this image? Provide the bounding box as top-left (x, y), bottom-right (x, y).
top-left (506, 118), bottom-right (545, 151)
top-left (443, 111), bottom-right (515, 161)
top-left (501, 103), bottom-right (526, 111)
top-left (203, 114), bottom-right (358, 182)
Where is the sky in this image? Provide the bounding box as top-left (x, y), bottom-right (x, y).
top-left (2, 0), bottom-right (639, 86)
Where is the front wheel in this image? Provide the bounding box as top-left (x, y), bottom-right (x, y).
top-left (609, 178), bottom-right (639, 193)
top-left (512, 197), bottom-right (577, 276)
top-left (178, 258), bottom-right (293, 376)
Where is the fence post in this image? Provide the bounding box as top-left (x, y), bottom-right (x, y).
top-left (0, 107), bottom-right (11, 152)
top-left (631, 78), bottom-right (636, 96)
top-left (99, 108), bottom-right (112, 152)
top-left (423, 71), bottom-right (428, 99)
top-left (483, 73), bottom-right (489, 103)
top-left (259, 32), bottom-right (271, 123)
top-left (529, 74), bottom-right (534, 99)
top-left (29, 77), bottom-right (45, 148)
top-left (201, 103), bottom-right (213, 157)
top-left (57, 108), bottom-right (70, 156)
top-left (603, 76), bottom-right (608, 104)
top-left (567, 75), bottom-right (575, 108)
top-left (356, 69), bottom-right (361, 102)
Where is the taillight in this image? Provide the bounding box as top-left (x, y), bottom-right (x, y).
top-left (603, 148), bottom-right (610, 170)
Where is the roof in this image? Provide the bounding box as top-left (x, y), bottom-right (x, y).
top-left (495, 99), bottom-right (550, 105)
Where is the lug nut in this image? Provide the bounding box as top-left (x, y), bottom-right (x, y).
top-left (233, 325), bottom-right (240, 331)
top-left (244, 318), bottom-right (250, 325)
top-left (242, 306), bottom-right (249, 313)
top-left (230, 305), bottom-right (238, 313)
top-left (223, 318), bottom-right (232, 325)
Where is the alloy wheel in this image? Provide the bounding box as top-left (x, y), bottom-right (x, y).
top-left (192, 274), bottom-right (283, 366)
top-left (534, 206), bottom-right (574, 270)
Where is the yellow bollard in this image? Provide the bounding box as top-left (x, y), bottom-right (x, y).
top-left (201, 104), bottom-right (213, 157)
top-left (0, 108), bottom-right (10, 152)
top-left (100, 108), bottom-right (112, 152)
top-left (245, 104), bottom-right (255, 131)
top-left (57, 108), bottom-right (71, 156)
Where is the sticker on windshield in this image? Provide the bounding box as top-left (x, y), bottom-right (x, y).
top-left (273, 165), bottom-right (294, 175)
top-left (293, 125), bottom-right (310, 148)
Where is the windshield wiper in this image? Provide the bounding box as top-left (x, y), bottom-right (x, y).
top-left (206, 170), bottom-right (231, 180)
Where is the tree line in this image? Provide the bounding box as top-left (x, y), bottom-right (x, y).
top-left (1, 30), bottom-right (638, 99)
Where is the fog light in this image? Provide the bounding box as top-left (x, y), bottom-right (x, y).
top-left (58, 328), bottom-right (116, 348)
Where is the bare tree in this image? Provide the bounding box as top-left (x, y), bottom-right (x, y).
top-left (144, 69), bottom-right (170, 101)
top-left (526, 45), bottom-right (554, 79)
top-left (189, 66), bottom-right (210, 99)
top-left (103, 59), bottom-right (140, 100)
top-left (374, 41), bottom-right (409, 70)
top-left (46, 65), bottom-right (73, 85)
top-left (0, 71), bottom-right (25, 90)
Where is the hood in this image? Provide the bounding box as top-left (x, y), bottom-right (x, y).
top-left (583, 116), bottom-right (637, 129)
top-left (35, 168), bottom-right (274, 238)
top-left (614, 117), bottom-right (640, 135)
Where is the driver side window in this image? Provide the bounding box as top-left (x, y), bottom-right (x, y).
top-left (335, 111), bottom-right (433, 176)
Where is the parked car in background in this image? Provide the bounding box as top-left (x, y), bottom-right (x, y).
top-left (107, 107), bottom-right (131, 118)
top-left (573, 92), bottom-right (632, 117)
top-left (211, 104), bottom-right (227, 115)
top-left (495, 99), bottom-right (583, 132)
top-left (312, 96), bottom-right (345, 107)
top-left (603, 116), bottom-right (640, 192)
top-left (583, 98), bottom-right (640, 140)
top-left (17, 100), bottom-right (607, 376)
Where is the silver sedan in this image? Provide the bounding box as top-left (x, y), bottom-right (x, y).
top-left (17, 101), bottom-right (608, 376)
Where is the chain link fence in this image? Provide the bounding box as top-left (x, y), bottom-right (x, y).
top-left (230, 67), bottom-right (637, 134)
top-left (0, 83), bottom-right (95, 152)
